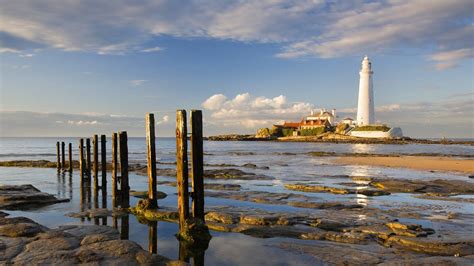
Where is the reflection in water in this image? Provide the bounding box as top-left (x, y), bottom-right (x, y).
top-left (355, 193), bottom-right (369, 207)
top-left (56, 172), bottom-right (67, 199)
top-left (148, 221), bottom-right (157, 254)
top-left (68, 172), bottom-right (73, 200)
top-left (121, 215), bottom-right (129, 240)
top-left (178, 240), bottom-right (208, 266)
top-left (351, 143), bottom-right (376, 154)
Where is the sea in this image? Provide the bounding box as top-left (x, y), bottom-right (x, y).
top-left (0, 137), bottom-right (473, 265)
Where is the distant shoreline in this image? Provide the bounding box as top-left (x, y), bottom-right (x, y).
top-left (334, 156), bottom-right (474, 174)
top-left (206, 134), bottom-right (474, 145)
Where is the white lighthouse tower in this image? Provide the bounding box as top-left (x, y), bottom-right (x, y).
top-left (356, 56), bottom-right (375, 125)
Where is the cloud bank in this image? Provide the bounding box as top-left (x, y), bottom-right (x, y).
top-left (0, 111), bottom-right (171, 137)
top-left (201, 92), bottom-right (474, 138)
top-left (1, 0), bottom-right (472, 68)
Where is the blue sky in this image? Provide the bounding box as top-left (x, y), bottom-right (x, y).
top-left (1, 0), bottom-right (473, 138)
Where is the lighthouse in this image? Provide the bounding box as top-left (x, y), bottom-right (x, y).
top-left (356, 56), bottom-right (375, 125)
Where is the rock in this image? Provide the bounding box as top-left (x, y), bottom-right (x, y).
top-left (204, 168), bottom-right (273, 180)
top-left (469, 175), bottom-right (474, 179)
top-left (285, 184), bottom-right (351, 194)
top-left (80, 234), bottom-right (115, 245)
top-left (378, 256), bottom-right (474, 265)
top-left (0, 237), bottom-right (27, 261)
top-left (385, 222), bottom-right (434, 237)
top-left (60, 225), bottom-right (119, 240)
top-left (24, 237), bottom-right (80, 252)
top-left (369, 178), bottom-right (474, 194)
top-left (205, 211), bottom-right (238, 224)
top-left (288, 201), bottom-right (364, 210)
top-left (323, 231), bottom-right (372, 244)
top-left (240, 215), bottom-right (280, 226)
top-left (130, 190), bottom-right (167, 199)
top-left (310, 219), bottom-right (347, 231)
top-left (384, 236), bottom-right (474, 256)
top-left (0, 223), bottom-right (44, 237)
top-left (285, 184), bottom-right (389, 196)
top-left (0, 214), bottom-right (177, 265)
top-left (0, 184), bottom-right (69, 210)
top-left (130, 203), bottom-right (179, 222)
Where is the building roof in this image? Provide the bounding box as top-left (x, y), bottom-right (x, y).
top-left (300, 119), bottom-right (327, 126)
top-left (282, 122), bottom-right (300, 128)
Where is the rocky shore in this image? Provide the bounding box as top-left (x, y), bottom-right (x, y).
top-left (207, 133), bottom-right (474, 145)
top-left (0, 211), bottom-right (178, 265)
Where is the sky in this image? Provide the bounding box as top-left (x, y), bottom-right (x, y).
top-left (0, 0), bottom-right (473, 138)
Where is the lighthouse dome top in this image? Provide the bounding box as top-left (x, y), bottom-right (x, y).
top-left (360, 55), bottom-right (373, 73)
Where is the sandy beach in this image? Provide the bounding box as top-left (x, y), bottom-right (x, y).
top-left (334, 156), bottom-right (474, 174)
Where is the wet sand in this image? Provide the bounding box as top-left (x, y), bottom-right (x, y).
top-left (334, 156), bottom-right (474, 173)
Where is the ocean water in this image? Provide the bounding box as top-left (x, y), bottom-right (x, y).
top-left (0, 137), bottom-right (473, 265)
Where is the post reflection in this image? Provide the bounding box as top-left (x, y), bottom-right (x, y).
top-left (101, 189), bottom-right (107, 226)
top-left (178, 240), bottom-right (208, 266)
top-left (120, 215), bottom-right (129, 240)
top-left (56, 172), bottom-right (67, 198)
top-left (79, 184), bottom-right (85, 222)
top-left (148, 221), bottom-right (157, 254)
top-left (68, 172), bottom-right (73, 200)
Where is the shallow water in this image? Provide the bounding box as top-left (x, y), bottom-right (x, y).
top-left (0, 138), bottom-right (473, 265)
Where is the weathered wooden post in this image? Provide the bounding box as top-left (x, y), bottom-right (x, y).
top-left (86, 138), bottom-right (92, 179)
top-left (112, 133), bottom-right (118, 208)
top-left (68, 143), bottom-right (73, 173)
top-left (146, 113), bottom-right (158, 208)
top-left (119, 131), bottom-right (129, 208)
top-left (93, 134), bottom-right (99, 191)
top-left (79, 139), bottom-right (84, 183)
top-left (56, 142), bottom-right (61, 171)
top-left (61, 142), bottom-right (65, 170)
top-left (176, 110), bottom-right (189, 231)
top-left (100, 135), bottom-right (107, 189)
top-left (190, 110), bottom-right (205, 221)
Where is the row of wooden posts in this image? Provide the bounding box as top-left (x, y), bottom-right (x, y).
top-left (55, 110), bottom-right (206, 231)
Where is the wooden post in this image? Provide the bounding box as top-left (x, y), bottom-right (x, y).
top-left (111, 133), bottom-right (118, 208)
top-left (93, 135), bottom-right (99, 191)
top-left (56, 142), bottom-right (60, 171)
top-left (191, 110), bottom-right (205, 221)
top-left (86, 138), bottom-right (91, 179)
top-left (100, 135), bottom-right (107, 189)
top-left (176, 110), bottom-right (189, 230)
top-left (61, 142), bottom-right (65, 169)
top-left (79, 139), bottom-right (84, 183)
top-left (146, 113), bottom-right (158, 208)
top-left (68, 143), bottom-right (73, 173)
top-left (119, 131), bottom-right (129, 208)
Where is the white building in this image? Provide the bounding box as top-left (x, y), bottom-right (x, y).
top-left (356, 56), bottom-right (375, 125)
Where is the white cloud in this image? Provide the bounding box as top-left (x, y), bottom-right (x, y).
top-left (19, 53), bottom-right (34, 57)
top-left (202, 94), bottom-right (228, 110)
top-left (129, 79), bottom-right (147, 86)
top-left (66, 120), bottom-right (99, 126)
top-left (141, 46), bottom-right (163, 53)
top-left (202, 93), bottom-right (314, 128)
top-left (429, 48), bottom-right (473, 70)
top-left (156, 115), bottom-right (169, 125)
top-left (1, 0), bottom-right (472, 68)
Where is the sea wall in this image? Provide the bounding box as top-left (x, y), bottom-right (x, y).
top-left (350, 127), bottom-right (403, 139)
